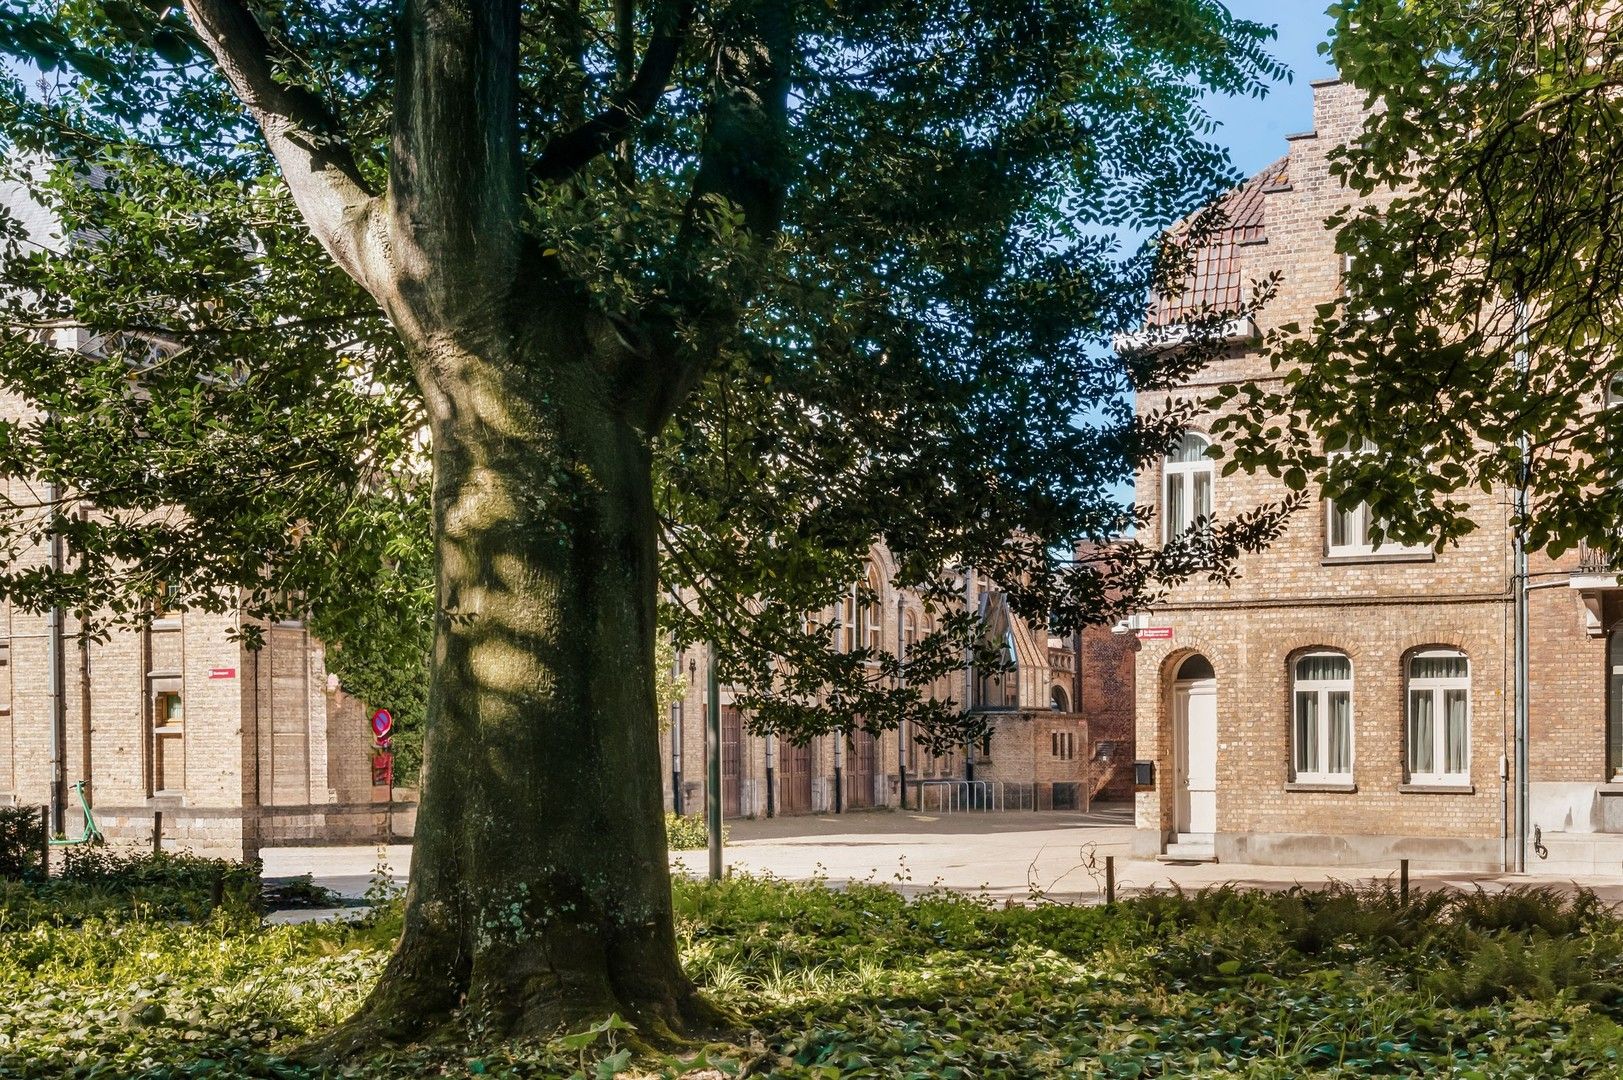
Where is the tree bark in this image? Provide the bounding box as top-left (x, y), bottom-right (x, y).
top-left (343, 310), bottom-right (723, 1043)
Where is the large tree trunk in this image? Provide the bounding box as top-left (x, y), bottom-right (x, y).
top-left (345, 318), bottom-right (722, 1043)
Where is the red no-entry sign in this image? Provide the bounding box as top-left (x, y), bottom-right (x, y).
top-left (370, 708), bottom-right (394, 744)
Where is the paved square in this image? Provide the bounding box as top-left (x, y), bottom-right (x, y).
top-left (260, 804), bottom-right (1623, 916)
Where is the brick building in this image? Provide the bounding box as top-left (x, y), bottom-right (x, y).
top-left (663, 549), bottom-right (1137, 819)
top-left (1132, 78), bottom-right (1623, 874)
top-left (0, 176), bottom-right (389, 860)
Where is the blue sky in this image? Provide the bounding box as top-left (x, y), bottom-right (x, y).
top-left (1211, 3), bottom-right (1338, 177)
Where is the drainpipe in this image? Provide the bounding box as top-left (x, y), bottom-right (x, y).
top-left (896, 596), bottom-right (907, 811)
top-left (964, 567), bottom-right (976, 785)
top-left (670, 651), bottom-right (686, 815)
top-left (764, 732), bottom-right (776, 819)
top-left (44, 475), bottom-right (65, 835)
top-left (1512, 299), bottom-right (1530, 875)
top-left (705, 640), bottom-right (722, 881)
top-left (833, 730), bottom-right (844, 813)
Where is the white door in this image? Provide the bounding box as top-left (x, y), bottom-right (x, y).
top-left (1176, 680), bottom-right (1217, 835)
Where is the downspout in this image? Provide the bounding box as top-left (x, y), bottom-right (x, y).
top-left (1512, 298), bottom-right (1531, 875)
top-left (76, 508), bottom-right (92, 810)
top-left (44, 474), bottom-right (65, 835)
top-left (896, 596), bottom-right (907, 811)
top-left (964, 567), bottom-right (976, 783)
top-left (671, 656), bottom-right (685, 815)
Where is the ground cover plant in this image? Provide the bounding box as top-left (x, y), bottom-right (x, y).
top-left (3, 870), bottom-right (1623, 1078)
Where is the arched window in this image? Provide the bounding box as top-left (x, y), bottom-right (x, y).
top-left (1292, 652), bottom-right (1353, 782)
top-left (1407, 650), bottom-right (1469, 782)
top-left (863, 567), bottom-right (883, 652)
top-left (1163, 432), bottom-right (1213, 540)
top-left (1050, 685), bottom-right (1069, 712)
top-left (839, 589), bottom-right (856, 653)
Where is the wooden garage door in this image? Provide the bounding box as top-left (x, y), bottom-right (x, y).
top-left (778, 739), bottom-right (813, 815)
top-left (722, 705), bottom-right (743, 818)
top-left (844, 728), bottom-right (877, 808)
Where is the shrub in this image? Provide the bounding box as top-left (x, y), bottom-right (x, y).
top-left (0, 804), bottom-right (45, 882)
top-left (666, 811), bottom-right (725, 850)
top-left (1, 848), bottom-right (262, 928)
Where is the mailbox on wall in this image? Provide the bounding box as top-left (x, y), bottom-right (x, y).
top-left (1132, 760), bottom-right (1155, 791)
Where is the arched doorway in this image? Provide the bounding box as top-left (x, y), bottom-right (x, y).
top-left (1172, 653), bottom-right (1217, 837)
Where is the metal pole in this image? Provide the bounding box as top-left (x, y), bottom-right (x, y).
top-left (706, 641), bottom-right (722, 881)
top-left (1400, 858), bottom-right (1410, 905)
top-left (1105, 855), bottom-right (1116, 907)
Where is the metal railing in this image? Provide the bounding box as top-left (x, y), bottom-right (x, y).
top-left (907, 778), bottom-right (1004, 812)
top-left (1577, 539), bottom-right (1623, 575)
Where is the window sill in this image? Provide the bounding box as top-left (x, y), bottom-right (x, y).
top-left (1597, 783), bottom-right (1623, 797)
top-left (150, 617), bottom-right (182, 630)
top-left (1285, 781), bottom-right (1356, 793)
top-left (1321, 551), bottom-right (1434, 566)
top-left (1399, 782), bottom-right (1474, 795)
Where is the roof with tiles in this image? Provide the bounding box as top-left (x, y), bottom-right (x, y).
top-left (1151, 156), bottom-right (1288, 325)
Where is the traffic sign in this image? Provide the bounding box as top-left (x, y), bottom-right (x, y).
top-left (370, 708), bottom-right (394, 744)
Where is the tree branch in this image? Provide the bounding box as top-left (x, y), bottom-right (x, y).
top-left (531, 0), bottom-right (693, 184)
top-left (182, 0), bottom-right (385, 293)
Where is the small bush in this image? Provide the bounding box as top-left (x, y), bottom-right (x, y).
top-left (666, 811), bottom-right (726, 850)
top-left (0, 804), bottom-right (45, 882)
top-left (1, 848), bottom-right (262, 927)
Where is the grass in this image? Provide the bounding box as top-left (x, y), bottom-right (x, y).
top-left (2, 863), bottom-right (1622, 1077)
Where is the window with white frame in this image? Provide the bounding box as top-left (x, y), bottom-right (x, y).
top-left (1325, 441), bottom-right (1429, 559)
top-left (863, 568), bottom-right (883, 652)
top-left (1292, 652), bottom-right (1353, 782)
top-left (839, 591), bottom-right (856, 653)
top-left (1407, 650), bottom-right (1470, 783)
top-left (1163, 432), bottom-right (1213, 540)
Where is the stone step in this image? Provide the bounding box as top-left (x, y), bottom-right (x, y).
top-left (1159, 840), bottom-right (1218, 864)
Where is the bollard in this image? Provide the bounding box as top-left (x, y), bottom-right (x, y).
top-left (152, 810), bottom-right (163, 854)
top-left (37, 805), bottom-right (49, 880)
top-left (1105, 855), bottom-right (1116, 907)
top-left (1400, 858), bottom-right (1410, 906)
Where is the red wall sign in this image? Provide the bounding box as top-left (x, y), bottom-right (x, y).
top-left (1136, 627), bottom-right (1174, 641)
top-left (208, 667), bottom-right (237, 679)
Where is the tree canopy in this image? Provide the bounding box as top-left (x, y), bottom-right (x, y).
top-left (0, 0), bottom-right (1291, 753)
top-left (1214, 0), bottom-right (1623, 559)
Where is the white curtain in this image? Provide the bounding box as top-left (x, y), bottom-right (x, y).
top-left (1328, 691), bottom-right (1352, 774)
top-left (1444, 689), bottom-right (1468, 775)
top-left (1408, 689), bottom-right (1434, 775)
top-left (1192, 470), bottom-right (1212, 523)
top-left (1294, 691), bottom-right (1318, 774)
top-left (1330, 502), bottom-right (1357, 548)
top-left (1167, 473), bottom-right (1186, 533)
